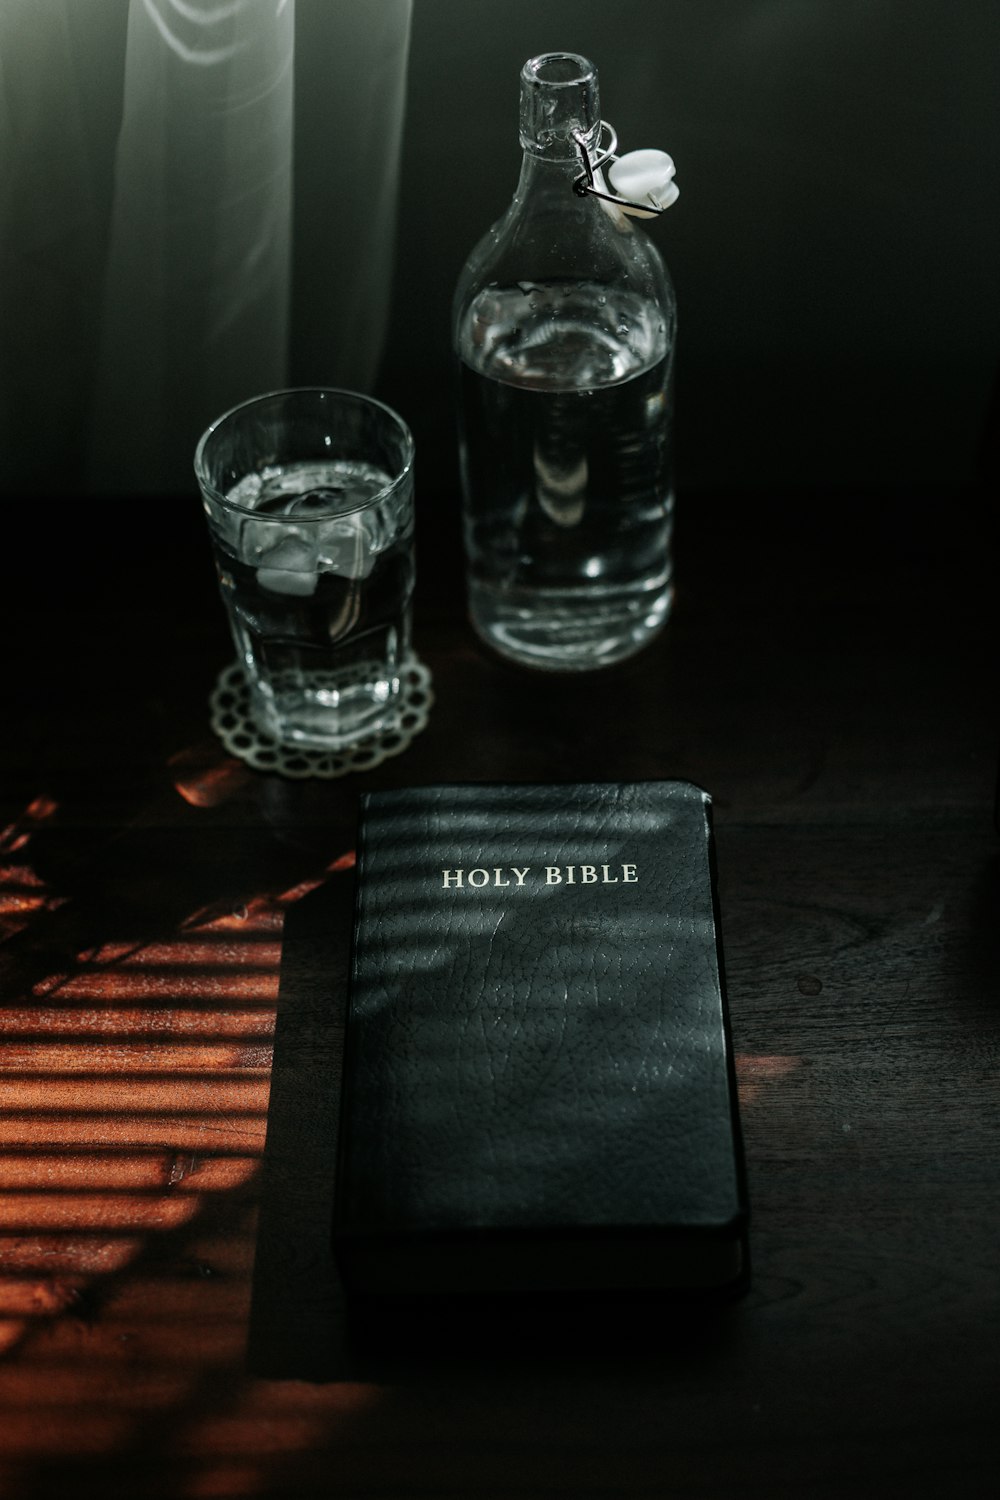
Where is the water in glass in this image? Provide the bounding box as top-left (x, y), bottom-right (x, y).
top-left (212, 459), bottom-right (414, 748)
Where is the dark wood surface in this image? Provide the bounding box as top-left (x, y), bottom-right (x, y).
top-left (0, 484), bottom-right (997, 1498)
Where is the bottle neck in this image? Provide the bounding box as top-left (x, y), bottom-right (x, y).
top-left (518, 52), bottom-right (600, 164)
top-left (513, 149), bottom-right (584, 205)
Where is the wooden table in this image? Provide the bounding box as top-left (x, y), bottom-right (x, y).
top-left (1, 485), bottom-right (997, 1497)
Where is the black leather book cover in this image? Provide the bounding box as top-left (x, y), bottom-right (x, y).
top-left (333, 780), bottom-right (749, 1298)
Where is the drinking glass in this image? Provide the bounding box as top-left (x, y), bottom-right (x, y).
top-left (195, 388), bottom-right (415, 750)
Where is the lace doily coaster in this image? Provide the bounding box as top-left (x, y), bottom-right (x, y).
top-left (209, 655), bottom-right (433, 779)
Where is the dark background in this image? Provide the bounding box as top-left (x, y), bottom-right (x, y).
top-left (373, 0), bottom-right (1000, 502)
top-left (1, 1), bottom-right (997, 510)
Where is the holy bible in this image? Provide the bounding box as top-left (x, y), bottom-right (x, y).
top-left (333, 781), bottom-right (749, 1298)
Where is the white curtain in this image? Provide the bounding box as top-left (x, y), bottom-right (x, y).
top-left (0, 0), bottom-right (412, 496)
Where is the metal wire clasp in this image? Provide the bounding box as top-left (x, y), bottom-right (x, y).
top-left (573, 120), bottom-right (674, 217)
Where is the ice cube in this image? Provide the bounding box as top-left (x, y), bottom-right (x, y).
top-left (316, 517), bottom-right (376, 580)
top-left (256, 535), bottom-right (319, 596)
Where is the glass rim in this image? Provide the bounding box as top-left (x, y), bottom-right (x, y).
top-left (193, 386), bottom-right (415, 519)
top-left (522, 52), bottom-right (595, 89)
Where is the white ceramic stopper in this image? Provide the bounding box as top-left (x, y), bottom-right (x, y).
top-left (607, 149), bottom-right (679, 218)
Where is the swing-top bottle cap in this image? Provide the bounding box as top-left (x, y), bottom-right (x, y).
top-left (607, 150), bottom-right (679, 218)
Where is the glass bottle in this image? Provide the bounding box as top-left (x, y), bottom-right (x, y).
top-left (453, 51), bottom-right (677, 671)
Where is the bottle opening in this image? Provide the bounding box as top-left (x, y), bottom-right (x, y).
top-left (524, 52), bottom-right (594, 88)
